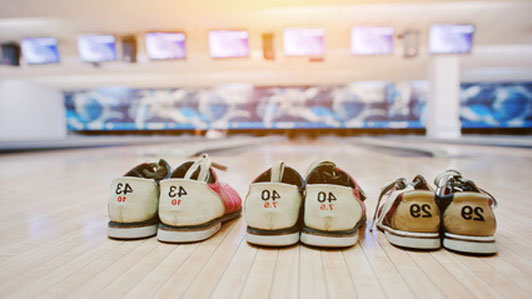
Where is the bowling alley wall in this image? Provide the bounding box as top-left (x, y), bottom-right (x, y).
top-left (64, 82), bottom-right (532, 131)
top-left (1, 1), bottom-right (532, 138)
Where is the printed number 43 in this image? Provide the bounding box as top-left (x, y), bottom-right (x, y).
top-left (115, 183), bottom-right (133, 203)
top-left (169, 186), bottom-right (188, 206)
top-left (116, 183), bottom-right (133, 195)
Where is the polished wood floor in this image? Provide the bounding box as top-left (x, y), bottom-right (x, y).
top-left (1, 136), bottom-right (531, 298)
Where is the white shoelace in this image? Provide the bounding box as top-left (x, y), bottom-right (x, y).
top-left (370, 177), bottom-right (411, 232)
top-left (434, 169), bottom-right (498, 207)
top-left (184, 153), bottom-right (227, 182)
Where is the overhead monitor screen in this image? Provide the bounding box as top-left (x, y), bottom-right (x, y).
top-left (429, 24), bottom-right (475, 54)
top-left (351, 26), bottom-right (394, 55)
top-left (145, 32), bottom-right (186, 60)
top-left (21, 37), bottom-right (60, 64)
top-left (77, 34), bottom-right (117, 62)
top-left (209, 30), bottom-right (249, 58)
top-left (283, 28), bottom-right (325, 56)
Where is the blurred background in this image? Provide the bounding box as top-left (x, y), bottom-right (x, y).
top-left (1, 0), bottom-right (531, 148)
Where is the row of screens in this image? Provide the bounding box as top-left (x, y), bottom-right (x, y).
top-left (20, 24), bottom-right (475, 64)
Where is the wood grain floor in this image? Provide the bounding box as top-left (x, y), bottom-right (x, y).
top-left (1, 136), bottom-right (531, 299)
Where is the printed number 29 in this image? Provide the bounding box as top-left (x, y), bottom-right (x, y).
top-left (461, 206), bottom-right (485, 221)
top-left (410, 204), bottom-right (432, 218)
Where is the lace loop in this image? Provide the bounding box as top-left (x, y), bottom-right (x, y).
top-left (184, 154), bottom-right (227, 182)
top-left (270, 161), bottom-right (285, 183)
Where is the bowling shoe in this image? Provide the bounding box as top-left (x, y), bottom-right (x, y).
top-left (434, 170), bottom-right (498, 254)
top-left (244, 161), bottom-right (305, 246)
top-left (107, 159), bottom-right (172, 239)
top-left (371, 175), bottom-right (441, 249)
top-left (300, 160), bottom-right (367, 248)
top-left (157, 154), bottom-right (242, 243)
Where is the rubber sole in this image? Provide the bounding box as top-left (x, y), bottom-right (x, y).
top-left (300, 217), bottom-right (365, 248)
top-left (245, 225), bottom-right (300, 247)
top-left (379, 225), bottom-right (440, 249)
top-left (300, 231), bottom-right (359, 248)
top-left (107, 223), bottom-right (158, 239)
top-left (443, 232), bottom-right (497, 254)
top-left (246, 231), bottom-right (299, 247)
top-left (157, 210), bottom-right (241, 243)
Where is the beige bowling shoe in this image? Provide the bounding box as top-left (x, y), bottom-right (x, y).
top-left (371, 175), bottom-right (441, 250)
top-left (434, 170), bottom-right (498, 255)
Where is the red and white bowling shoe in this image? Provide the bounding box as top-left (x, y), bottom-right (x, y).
top-left (157, 154), bottom-right (242, 243)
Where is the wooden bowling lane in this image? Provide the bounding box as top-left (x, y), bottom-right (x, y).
top-left (0, 136), bottom-right (531, 298)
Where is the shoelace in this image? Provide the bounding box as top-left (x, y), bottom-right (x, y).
top-left (305, 160), bottom-right (336, 179)
top-left (322, 170), bottom-right (366, 201)
top-left (370, 177), bottom-right (419, 232)
top-left (305, 160), bottom-right (367, 200)
top-left (131, 160), bottom-right (168, 180)
top-left (434, 169), bottom-right (498, 208)
top-left (141, 165), bottom-right (158, 177)
top-left (321, 168), bottom-right (343, 184)
top-left (184, 153), bottom-right (227, 182)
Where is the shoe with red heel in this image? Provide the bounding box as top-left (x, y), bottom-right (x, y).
top-left (157, 154), bottom-right (242, 243)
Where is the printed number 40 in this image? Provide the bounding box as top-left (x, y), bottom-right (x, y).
top-left (318, 192), bottom-right (336, 211)
top-left (261, 190), bottom-right (280, 201)
top-left (262, 190), bottom-right (280, 208)
top-left (317, 191), bottom-right (336, 203)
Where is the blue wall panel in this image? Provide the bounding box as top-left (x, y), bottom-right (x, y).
top-left (64, 81), bottom-right (532, 131)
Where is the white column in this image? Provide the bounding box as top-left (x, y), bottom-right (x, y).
top-left (0, 80), bottom-right (66, 141)
top-left (426, 55), bottom-right (462, 139)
